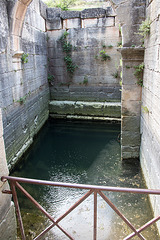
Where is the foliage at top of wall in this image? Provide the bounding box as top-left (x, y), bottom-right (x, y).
top-left (60, 31), bottom-right (78, 76)
top-left (138, 18), bottom-right (151, 41)
top-left (45, 0), bottom-right (77, 10)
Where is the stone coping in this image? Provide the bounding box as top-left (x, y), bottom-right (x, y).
top-left (46, 6), bottom-right (116, 20)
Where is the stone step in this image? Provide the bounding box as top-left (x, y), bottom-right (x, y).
top-left (49, 100), bottom-right (121, 119)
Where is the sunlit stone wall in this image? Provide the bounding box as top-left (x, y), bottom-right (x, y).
top-left (47, 7), bottom-right (122, 102)
top-left (140, 0), bottom-right (160, 232)
top-left (0, 108), bottom-right (16, 239)
top-left (0, 0), bottom-right (49, 170)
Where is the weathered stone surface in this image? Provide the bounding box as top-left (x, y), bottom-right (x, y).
top-left (47, 7), bottom-right (61, 18)
top-left (49, 100), bottom-right (121, 118)
top-left (81, 8), bottom-right (106, 18)
top-left (63, 18), bottom-right (81, 29)
top-left (61, 11), bottom-right (80, 19)
top-left (0, 1), bottom-right (49, 169)
top-left (122, 146), bottom-right (140, 159)
top-left (121, 47), bottom-right (144, 160)
top-left (82, 17), bottom-right (115, 28)
top-left (121, 131), bottom-right (141, 147)
top-left (140, 0), bottom-right (160, 234)
top-left (0, 202), bottom-right (17, 240)
top-left (106, 6), bottom-right (116, 16)
top-left (122, 116), bottom-right (140, 131)
top-left (39, 0), bottom-right (47, 19)
top-left (46, 17), bottom-right (62, 30)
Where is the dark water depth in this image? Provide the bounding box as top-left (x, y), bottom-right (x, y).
top-left (12, 120), bottom-right (159, 240)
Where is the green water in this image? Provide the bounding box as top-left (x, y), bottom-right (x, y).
top-left (12, 120), bottom-right (159, 240)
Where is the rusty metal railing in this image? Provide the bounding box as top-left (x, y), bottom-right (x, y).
top-left (1, 175), bottom-right (160, 240)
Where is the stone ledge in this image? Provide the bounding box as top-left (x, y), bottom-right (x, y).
top-left (49, 100), bottom-right (121, 118)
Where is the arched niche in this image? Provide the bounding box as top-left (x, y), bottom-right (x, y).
top-left (11, 0), bottom-right (33, 60)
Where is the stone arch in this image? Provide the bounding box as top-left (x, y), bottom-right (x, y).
top-left (11, 0), bottom-right (33, 57)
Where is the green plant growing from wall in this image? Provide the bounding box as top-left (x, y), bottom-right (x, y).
top-left (21, 53), bottom-right (28, 64)
top-left (83, 75), bottom-right (88, 85)
top-left (138, 18), bottom-right (151, 41)
top-left (108, 45), bottom-right (113, 48)
top-left (60, 31), bottom-right (78, 76)
top-left (17, 96), bottom-right (27, 105)
top-left (134, 63), bottom-right (144, 86)
top-left (117, 41), bottom-right (122, 48)
top-left (102, 44), bottom-right (106, 48)
top-left (99, 50), bottom-right (111, 61)
top-left (125, 65), bottom-right (131, 69)
top-left (48, 74), bottom-right (55, 84)
top-left (112, 71), bottom-right (119, 78)
top-left (142, 105), bottom-right (149, 114)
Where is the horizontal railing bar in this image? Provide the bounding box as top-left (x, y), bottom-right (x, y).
top-left (2, 176), bottom-right (160, 195)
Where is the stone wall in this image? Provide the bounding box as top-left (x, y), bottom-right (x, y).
top-left (121, 47), bottom-right (144, 160)
top-left (0, 0), bottom-right (49, 170)
top-left (47, 7), bottom-right (122, 102)
top-left (140, 0), bottom-right (160, 231)
top-left (0, 108), bottom-right (17, 239)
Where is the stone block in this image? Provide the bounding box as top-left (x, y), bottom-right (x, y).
top-left (104, 102), bottom-right (121, 117)
top-left (121, 131), bottom-right (141, 147)
top-left (46, 17), bottom-right (62, 30)
top-left (121, 147), bottom-right (139, 159)
top-left (63, 18), bottom-right (81, 29)
top-left (47, 7), bottom-right (61, 19)
top-left (61, 11), bottom-right (80, 19)
top-left (82, 19), bottom-right (98, 28)
top-left (0, 201), bottom-right (16, 240)
top-left (106, 6), bottom-right (116, 17)
top-left (122, 116), bottom-right (140, 132)
top-left (0, 109), bottom-right (3, 138)
top-left (74, 101), bottom-right (104, 116)
top-left (122, 85), bottom-right (142, 101)
top-left (98, 17), bottom-right (115, 28)
top-left (39, 0), bottom-right (47, 19)
top-left (81, 8), bottom-right (106, 18)
top-left (0, 137), bottom-right (9, 181)
top-left (122, 100), bottom-right (141, 116)
top-left (49, 100), bottom-right (75, 115)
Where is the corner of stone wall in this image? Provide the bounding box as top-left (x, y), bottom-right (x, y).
top-left (120, 47), bottom-right (144, 160)
top-left (0, 108), bottom-right (17, 239)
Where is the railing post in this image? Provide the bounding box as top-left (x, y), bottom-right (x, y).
top-left (10, 181), bottom-right (26, 240)
top-left (94, 191), bottom-right (97, 240)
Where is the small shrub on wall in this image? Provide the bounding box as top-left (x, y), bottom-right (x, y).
top-left (60, 31), bottom-right (78, 76)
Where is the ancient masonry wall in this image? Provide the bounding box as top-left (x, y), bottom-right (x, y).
top-left (47, 7), bottom-right (122, 102)
top-left (0, 108), bottom-right (16, 240)
top-left (140, 0), bottom-right (160, 231)
top-left (0, 0), bottom-right (49, 170)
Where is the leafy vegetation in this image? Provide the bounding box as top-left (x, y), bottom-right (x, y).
top-left (138, 18), bottom-right (151, 41)
top-left (99, 50), bottom-right (111, 61)
top-left (60, 31), bottom-right (78, 76)
top-left (48, 74), bottom-right (55, 84)
top-left (21, 53), bottom-right (28, 64)
top-left (17, 96), bottom-right (27, 105)
top-left (45, 0), bottom-right (77, 10)
top-left (117, 41), bottom-right (122, 48)
top-left (83, 75), bottom-right (88, 85)
top-left (134, 63), bottom-right (144, 86)
top-left (142, 105), bottom-right (149, 114)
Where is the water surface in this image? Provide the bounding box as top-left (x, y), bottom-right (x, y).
top-left (12, 120), bottom-right (159, 240)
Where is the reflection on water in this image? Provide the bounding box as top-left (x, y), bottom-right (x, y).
top-left (12, 120), bottom-right (159, 240)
